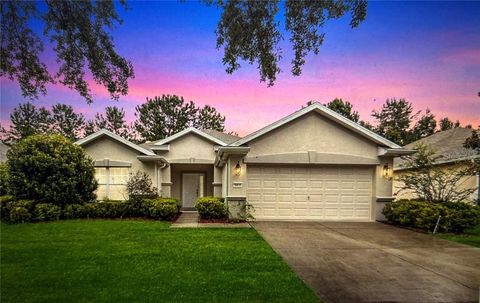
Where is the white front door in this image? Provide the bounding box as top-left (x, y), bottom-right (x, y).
top-left (182, 173), bottom-right (205, 208)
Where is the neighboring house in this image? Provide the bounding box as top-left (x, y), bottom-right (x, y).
top-left (394, 127), bottom-right (480, 202)
top-left (76, 103), bottom-right (413, 221)
top-left (0, 142), bottom-right (9, 162)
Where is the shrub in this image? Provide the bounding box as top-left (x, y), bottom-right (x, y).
top-left (145, 198), bottom-right (180, 221)
top-left (63, 204), bottom-right (87, 219)
top-left (9, 207), bottom-right (31, 223)
top-left (126, 171), bottom-right (159, 201)
top-left (0, 162), bottom-right (10, 195)
top-left (442, 202), bottom-right (480, 233)
top-left (383, 200), bottom-right (480, 233)
top-left (195, 196), bottom-right (227, 219)
top-left (0, 195), bottom-right (15, 221)
top-left (84, 201), bottom-right (130, 219)
top-left (7, 134), bottom-right (97, 207)
top-left (34, 203), bottom-right (61, 221)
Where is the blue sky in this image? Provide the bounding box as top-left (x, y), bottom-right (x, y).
top-left (1, 1), bottom-right (479, 134)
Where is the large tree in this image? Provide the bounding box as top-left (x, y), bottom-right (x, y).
top-left (325, 98), bottom-right (360, 123)
top-left (85, 106), bottom-right (133, 140)
top-left (211, 0), bottom-right (367, 86)
top-left (439, 117), bottom-right (460, 131)
top-left (0, 1), bottom-right (133, 103)
top-left (410, 109), bottom-right (437, 142)
top-left (51, 104), bottom-right (85, 141)
top-left (464, 128), bottom-right (480, 154)
top-left (372, 98), bottom-right (419, 145)
top-left (1, 102), bottom-right (51, 141)
top-left (196, 105), bottom-right (226, 131)
top-left (134, 95), bottom-right (226, 142)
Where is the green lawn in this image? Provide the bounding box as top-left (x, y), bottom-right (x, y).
top-left (437, 225), bottom-right (480, 247)
top-left (1, 220), bottom-right (318, 303)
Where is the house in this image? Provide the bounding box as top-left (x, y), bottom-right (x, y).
top-left (394, 127), bottom-right (480, 202)
top-left (76, 102), bottom-right (413, 221)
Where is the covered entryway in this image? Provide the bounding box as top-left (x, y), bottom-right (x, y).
top-left (169, 164), bottom-right (214, 209)
top-left (247, 165), bottom-right (373, 221)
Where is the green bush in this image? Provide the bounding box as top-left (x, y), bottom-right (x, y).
top-left (145, 198), bottom-right (180, 221)
top-left (34, 203), bottom-right (61, 221)
top-left (9, 207), bottom-right (31, 223)
top-left (0, 195), bottom-right (15, 221)
top-left (383, 200), bottom-right (480, 233)
top-left (84, 201), bottom-right (130, 219)
top-left (442, 202), bottom-right (480, 233)
top-left (195, 196), bottom-right (227, 219)
top-left (0, 162), bottom-right (10, 195)
top-left (63, 204), bottom-right (87, 219)
top-left (7, 134), bottom-right (97, 207)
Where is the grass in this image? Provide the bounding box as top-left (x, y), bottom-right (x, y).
top-left (437, 225), bottom-right (480, 247)
top-left (0, 220), bottom-right (318, 303)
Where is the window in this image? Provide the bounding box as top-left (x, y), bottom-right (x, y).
top-left (94, 167), bottom-right (130, 200)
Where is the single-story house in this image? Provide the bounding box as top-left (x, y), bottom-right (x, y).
top-left (394, 127), bottom-right (480, 202)
top-left (76, 102), bottom-right (413, 221)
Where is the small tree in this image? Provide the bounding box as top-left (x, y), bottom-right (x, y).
top-left (396, 144), bottom-right (479, 203)
top-left (7, 134), bottom-right (97, 206)
top-left (125, 171), bottom-right (159, 200)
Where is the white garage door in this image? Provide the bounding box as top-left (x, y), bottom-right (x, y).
top-left (247, 165), bottom-right (373, 221)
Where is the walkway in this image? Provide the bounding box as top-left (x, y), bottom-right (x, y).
top-left (170, 211), bottom-right (250, 228)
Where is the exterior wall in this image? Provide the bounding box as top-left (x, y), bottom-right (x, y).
top-left (394, 162), bottom-right (479, 203)
top-left (82, 136), bottom-right (156, 199)
top-left (246, 112), bottom-right (379, 160)
top-left (164, 133), bottom-right (217, 163)
top-left (374, 157), bottom-right (394, 220)
top-left (169, 164), bottom-right (214, 201)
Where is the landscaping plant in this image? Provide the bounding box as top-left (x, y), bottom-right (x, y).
top-left (7, 134), bottom-right (97, 206)
top-left (396, 144), bottom-right (479, 203)
top-left (195, 196), bottom-right (227, 219)
top-left (383, 199), bottom-right (480, 233)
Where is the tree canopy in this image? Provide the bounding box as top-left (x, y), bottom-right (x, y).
top-left (0, 1), bottom-right (133, 103)
top-left (134, 95), bottom-right (226, 142)
top-left (211, 0), bottom-right (367, 86)
top-left (325, 98), bottom-right (360, 123)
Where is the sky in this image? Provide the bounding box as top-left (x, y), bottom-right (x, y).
top-left (1, 1), bottom-right (479, 136)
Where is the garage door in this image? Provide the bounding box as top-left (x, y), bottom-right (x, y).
top-left (247, 165), bottom-right (373, 221)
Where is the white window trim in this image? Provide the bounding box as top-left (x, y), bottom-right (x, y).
top-left (95, 167), bottom-right (130, 200)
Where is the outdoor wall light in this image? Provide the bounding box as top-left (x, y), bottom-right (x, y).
top-left (382, 163), bottom-right (393, 180)
top-left (234, 161), bottom-right (241, 177)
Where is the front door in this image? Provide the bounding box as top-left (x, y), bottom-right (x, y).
top-left (182, 173), bottom-right (205, 208)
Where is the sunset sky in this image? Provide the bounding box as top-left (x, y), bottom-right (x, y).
top-left (1, 1), bottom-right (479, 136)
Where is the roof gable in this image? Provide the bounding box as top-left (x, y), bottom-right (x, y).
top-left (153, 127), bottom-right (228, 146)
top-left (75, 129), bottom-right (155, 156)
top-left (230, 103), bottom-right (402, 149)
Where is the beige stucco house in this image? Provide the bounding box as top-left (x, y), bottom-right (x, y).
top-left (76, 103), bottom-right (413, 221)
top-left (394, 127), bottom-right (480, 202)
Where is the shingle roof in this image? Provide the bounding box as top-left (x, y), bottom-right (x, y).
top-left (202, 129), bottom-right (241, 145)
top-left (394, 127), bottom-right (479, 169)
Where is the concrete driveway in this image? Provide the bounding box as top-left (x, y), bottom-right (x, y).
top-left (253, 222), bottom-right (480, 303)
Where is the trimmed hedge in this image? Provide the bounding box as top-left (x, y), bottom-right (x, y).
top-left (383, 200), bottom-right (480, 233)
top-left (34, 203), bottom-right (61, 221)
top-left (145, 198), bottom-right (181, 221)
top-left (0, 196), bottom-right (180, 224)
top-left (195, 196), bottom-right (227, 219)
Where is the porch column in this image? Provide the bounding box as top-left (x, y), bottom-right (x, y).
top-left (160, 165), bottom-right (172, 197)
top-left (373, 157), bottom-right (394, 221)
top-left (213, 166), bottom-right (223, 197)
